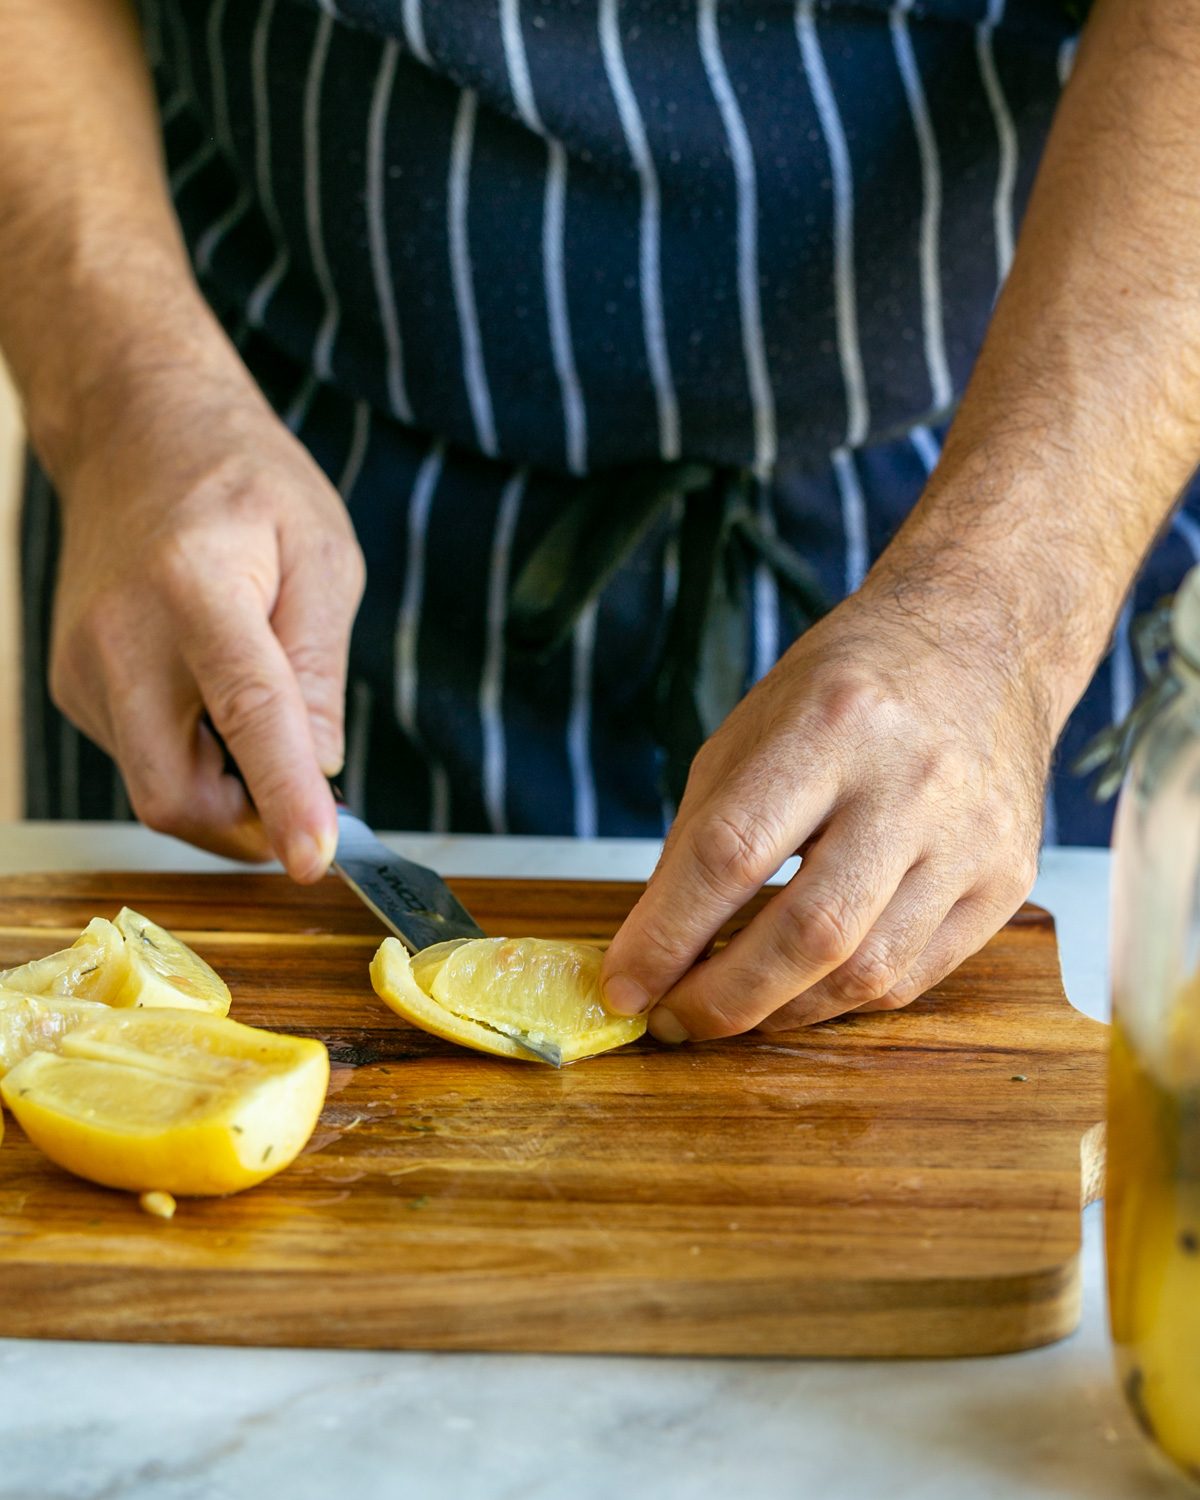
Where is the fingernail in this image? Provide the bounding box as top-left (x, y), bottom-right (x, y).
top-left (603, 974), bottom-right (652, 1016)
top-left (648, 1008), bottom-right (689, 1045)
top-left (316, 826), bottom-right (338, 868)
top-left (286, 831), bottom-right (331, 882)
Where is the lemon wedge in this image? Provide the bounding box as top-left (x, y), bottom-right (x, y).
top-left (370, 935), bottom-right (645, 1064)
top-left (0, 991), bottom-right (109, 1076)
top-left (0, 1008), bottom-right (328, 1195)
top-left (112, 907), bottom-right (231, 1015)
top-left (0, 912), bottom-right (231, 1017)
top-left (0, 917), bottom-right (132, 1005)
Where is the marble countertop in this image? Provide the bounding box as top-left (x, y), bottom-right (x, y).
top-left (0, 825), bottom-right (1186, 1500)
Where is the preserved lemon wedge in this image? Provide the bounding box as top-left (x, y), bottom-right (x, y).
top-left (0, 1008), bottom-right (328, 1196)
top-left (0, 917), bottom-right (132, 1006)
top-left (370, 935), bottom-right (645, 1064)
top-left (0, 911), bottom-right (230, 1017)
top-left (0, 992), bottom-right (109, 1076)
top-left (112, 907), bottom-right (231, 1015)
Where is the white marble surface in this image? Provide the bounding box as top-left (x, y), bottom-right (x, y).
top-left (0, 825), bottom-right (1189, 1500)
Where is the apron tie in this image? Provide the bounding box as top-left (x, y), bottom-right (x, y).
top-left (507, 462), bottom-right (830, 806)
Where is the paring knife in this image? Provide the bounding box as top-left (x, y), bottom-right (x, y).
top-left (331, 805), bottom-right (564, 1067)
top-left (202, 714), bottom-right (563, 1066)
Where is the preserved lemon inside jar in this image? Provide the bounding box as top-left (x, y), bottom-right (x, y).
top-left (1107, 1002), bottom-right (1200, 1480)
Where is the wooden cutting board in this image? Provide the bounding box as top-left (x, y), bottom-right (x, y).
top-left (0, 872), bottom-right (1106, 1358)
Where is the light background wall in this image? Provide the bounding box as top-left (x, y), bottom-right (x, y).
top-left (0, 365), bottom-right (23, 820)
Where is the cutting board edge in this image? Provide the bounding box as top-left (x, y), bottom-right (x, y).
top-left (0, 1251), bottom-right (1083, 1358)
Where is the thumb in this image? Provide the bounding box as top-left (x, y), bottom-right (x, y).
top-left (272, 535), bottom-right (365, 778)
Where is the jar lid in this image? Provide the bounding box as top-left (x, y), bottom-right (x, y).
top-left (1172, 564), bottom-right (1200, 672)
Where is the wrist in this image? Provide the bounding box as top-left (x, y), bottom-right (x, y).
top-left (24, 253), bottom-right (256, 495)
top-left (862, 456), bottom-right (1132, 735)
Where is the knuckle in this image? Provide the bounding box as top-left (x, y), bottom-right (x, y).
top-left (867, 989), bottom-right (917, 1013)
top-left (686, 991), bottom-right (758, 1041)
top-left (211, 672), bottom-right (285, 742)
top-left (757, 1000), bottom-right (802, 1034)
top-left (831, 947), bottom-right (898, 1006)
top-left (886, 972), bottom-right (927, 1007)
top-left (814, 672), bottom-right (897, 741)
top-left (147, 531), bottom-right (205, 601)
top-left (689, 808), bottom-right (780, 896)
top-left (634, 918), bottom-right (696, 974)
top-left (994, 854), bottom-right (1038, 910)
top-left (286, 637), bottom-right (337, 688)
top-left (774, 888), bottom-right (860, 970)
top-left (128, 782), bottom-right (186, 839)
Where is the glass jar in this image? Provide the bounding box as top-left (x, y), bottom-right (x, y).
top-left (1108, 565), bottom-right (1200, 1485)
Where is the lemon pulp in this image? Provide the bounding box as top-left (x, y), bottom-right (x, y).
top-left (0, 910), bottom-right (229, 1017)
top-left (112, 907), bottom-right (231, 1015)
top-left (0, 992), bottom-right (109, 1076)
top-left (0, 918), bottom-right (132, 1005)
top-left (1, 1007), bottom-right (328, 1195)
top-left (370, 935), bottom-right (645, 1064)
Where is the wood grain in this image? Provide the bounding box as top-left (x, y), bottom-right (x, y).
top-left (0, 872), bottom-right (1106, 1357)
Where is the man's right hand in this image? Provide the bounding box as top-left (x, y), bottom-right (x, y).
top-left (48, 365), bottom-right (365, 881)
top-left (0, 0), bottom-right (363, 879)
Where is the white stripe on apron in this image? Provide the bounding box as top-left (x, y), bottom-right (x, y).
top-left (170, 140), bottom-right (218, 196)
top-left (480, 468), bottom-right (527, 834)
top-left (599, 0), bottom-right (681, 463)
top-left (797, 0), bottom-right (869, 448)
top-left (891, 1), bottom-right (952, 414)
top-left (698, 0), bottom-right (777, 478)
top-left (976, 0), bottom-right (1017, 287)
top-left (909, 424), bottom-right (941, 476)
top-left (401, 0), bottom-right (432, 66)
top-left (195, 0), bottom-right (254, 272)
top-left (338, 401), bottom-right (372, 500)
top-left (832, 446), bottom-right (870, 594)
top-left (367, 40), bottom-right (414, 424)
top-left (247, 0), bottom-right (289, 326)
top-left (568, 603), bottom-right (599, 839)
top-left (395, 443), bottom-right (453, 830)
top-left (304, 10), bottom-right (340, 381)
top-left (448, 90), bottom-right (499, 457)
top-left (752, 478), bottom-right (781, 683)
top-left (500, 0), bottom-right (588, 475)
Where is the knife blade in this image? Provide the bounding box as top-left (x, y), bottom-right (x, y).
top-left (332, 806), bottom-right (485, 953)
top-left (200, 713), bottom-right (562, 1064)
top-left (331, 807), bottom-right (563, 1067)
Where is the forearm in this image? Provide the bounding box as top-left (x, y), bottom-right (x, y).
top-left (871, 0), bottom-right (1200, 726)
top-left (0, 0), bottom-right (247, 488)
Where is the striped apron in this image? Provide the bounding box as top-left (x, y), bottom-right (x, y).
top-left (21, 0), bottom-right (1196, 846)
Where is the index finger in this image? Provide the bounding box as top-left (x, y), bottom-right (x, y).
top-left (178, 586), bottom-right (338, 882)
top-left (601, 780), bottom-right (835, 1016)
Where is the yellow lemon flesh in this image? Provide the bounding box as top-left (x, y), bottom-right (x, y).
top-left (370, 935), bottom-right (645, 1064)
top-left (0, 917), bottom-right (132, 1006)
top-left (112, 907), bottom-right (231, 1015)
top-left (1, 1008), bottom-right (328, 1196)
top-left (0, 992), bottom-right (109, 1076)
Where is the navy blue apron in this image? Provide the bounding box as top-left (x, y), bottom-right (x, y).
top-left (24, 0), bottom-right (1185, 847)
